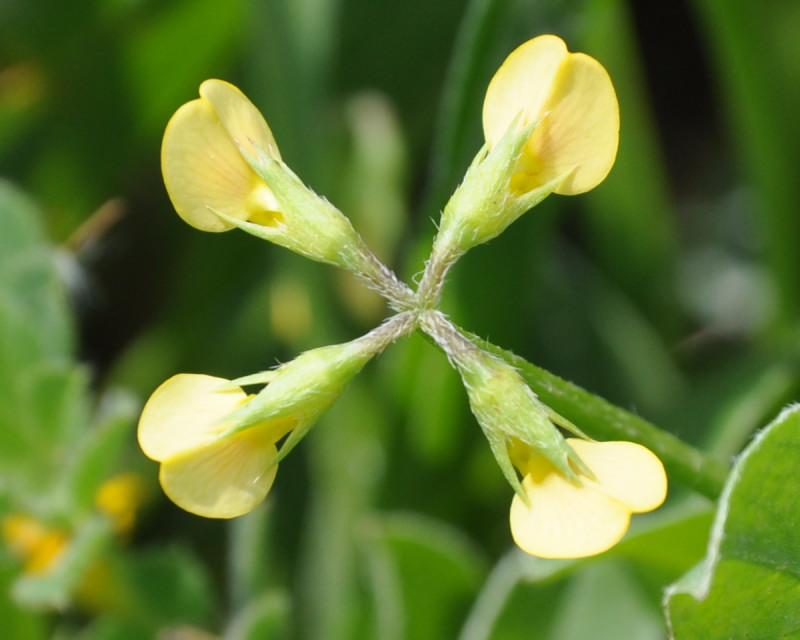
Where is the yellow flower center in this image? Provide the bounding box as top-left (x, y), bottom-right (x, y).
top-left (246, 182), bottom-right (284, 227)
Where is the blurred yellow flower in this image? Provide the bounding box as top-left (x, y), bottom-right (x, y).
top-left (1, 513), bottom-right (69, 575)
top-left (138, 374), bottom-right (289, 518)
top-left (162, 79), bottom-right (282, 232)
top-left (94, 472), bottom-right (151, 538)
top-left (509, 438), bottom-right (667, 559)
top-left (483, 34), bottom-right (619, 196)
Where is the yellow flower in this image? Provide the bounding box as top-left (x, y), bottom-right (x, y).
top-left (423, 35), bottom-right (620, 284)
top-left (161, 80), bottom-right (382, 277)
top-left (94, 472), bottom-right (151, 539)
top-left (162, 79), bottom-right (282, 233)
top-left (1, 513), bottom-right (70, 575)
top-left (483, 34), bottom-right (619, 196)
top-left (509, 438), bottom-right (667, 559)
top-left (137, 318), bottom-right (413, 519)
top-left (138, 374), bottom-right (288, 518)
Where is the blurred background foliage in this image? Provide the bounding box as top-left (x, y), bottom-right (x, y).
top-left (2, 0), bottom-right (800, 638)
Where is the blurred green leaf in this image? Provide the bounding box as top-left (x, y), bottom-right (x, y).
top-left (300, 382), bottom-right (389, 640)
top-left (22, 362), bottom-right (90, 454)
top-left (0, 562), bottom-right (47, 640)
top-left (423, 0), bottom-right (507, 216)
top-left (0, 179), bottom-right (73, 362)
top-left (2, 367), bottom-right (96, 515)
top-left (665, 404), bottom-right (800, 637)
top-left (363, 512), bottom-right (487, 640)
top-left (122, 0), bottom-right (246, 138)
top-left (398, 334), bottom-right (465, 465)
top-left (0, 182), bottom-right (89, 502)
top-left (691, 0), bottom-right (800, 329)
top-left (67, 389), bottom-right (139, 513)
top-left (556, 251), bottom-right (684, 416)
top-left (336, 92), bottom-right (407, 265)
top-left (703, 359), bottom-right (799, 459)
top-left (548, 561), bottom-right (664, 640)
top-left (578, 0), bottom-right (679, 324)
top-left (228, 505), bottom-right (279, 610)
top-left (224, 591), bottom-right (291, 640)
top-left (243, 0), bottom-right (340, 182)
top-left (460, 551), bottom-right (566, 640)
top-left (121, 546), bottom-right (214, 630)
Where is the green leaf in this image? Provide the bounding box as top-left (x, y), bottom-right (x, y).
top-left (67, 389), bottom-right (139, 513)
top-left (122, 0), bottom-right (246, 138)
top-left (224, 591), bottom-right (292, 640)
top-left (546, 561), bottom-right (664, 640)
top-left (401, 334), bottom-right (464, 464)
top-left (0, 181), bottom-right (82, 494)
top-left (362, 512), bottom-right (487, 640)
top-left (0, 362), bottom-right (91, 501)
top-left (0, 179), bottom-right (74, 362)
top-left (18, 362), bottom-right (90, 457)
top-left (578, 0), bottom-right (679, 322)
top-left (690, 0), bottom-right (800, 329)
top-left (120, 546), bottom-right (214, 630)
top-left (665, 404), bottom-right (800, 638)
top-left (0, 563), bottom-right (47, 640)
top-left (609, 506), bottom-right (713, 585)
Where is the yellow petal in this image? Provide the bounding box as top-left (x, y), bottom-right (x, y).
top-left (161, 83), bottom-right (284, 233)
top-left (138, 374), bottom-right (246, 462)
top-left (162, 97), bottom-right (259, 232)
top-left (482, 35), bottom-right (619, 196)
top-left (483, 35), bottom-right (568, 147)
top-left (527, 53), bottom-right (619, 195)
top-left (567, 439), bottom-right (667, 512)
top-left (199, 79), bottom-right (281, 163)
top-left (509, 467), bottom-right (632, 559)
top-left (159, 426), bottom-right (279, 518)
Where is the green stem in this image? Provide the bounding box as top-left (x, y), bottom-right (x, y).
top-left (423, 327), bottom-right (730, 501)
